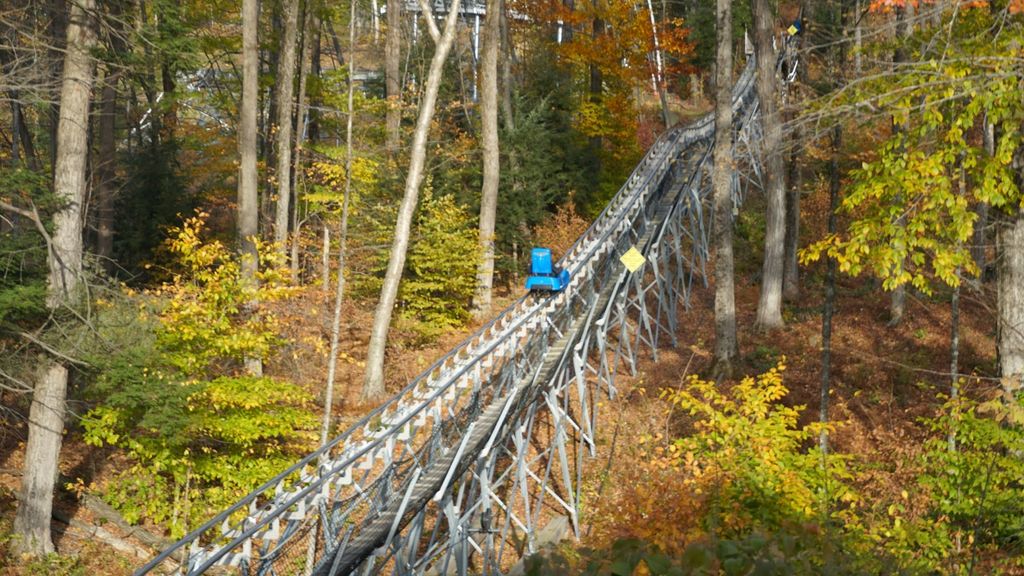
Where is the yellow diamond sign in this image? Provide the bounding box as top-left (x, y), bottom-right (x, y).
top-left (619, 246), bottom-right (646, 272)
top-left (787, 24), bottom-right (799, 36)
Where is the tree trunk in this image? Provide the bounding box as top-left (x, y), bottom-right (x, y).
top-left (689, 72), bottom-right (702, 105)
top-left (712, 0), bottom-right (737, 377)
top-left (8, 98), bottom-right (38, 169)
top-left (239, 0), bottom-right (262, 376)
top-left (385, 0), bottom-right (402, 155)
top-left (949, 271), bottom-right (960, 451)
top-left (46, 0), bottom-right (67, 175)
top-left (949, 156), bottom-right (965, 437)
top-left (321, 223), bottom-right (330, 289)
top-left (473, 0), bottom-right (501, 319)
top-left (370, 0), bottom-right (380, 42)
top-left (783, 124), bottom-right (801, 300)
top-left (588, 16), bottom-right (605, 170)
top-left (996, 209), bottom-right (1024, 394)
top-left (973, 119), bottom-right (995, 271)
top-left (273, 0), bottom-right (301, 256)
top-left (96, 70), bottom-right (118, 274)
top-left (499, 4), bottom-right (515, 130)
top-left (290, 219), bottom-right (303, 284)
top-left (820, 124), bottom-right (840, 454)
top-left (363, 0), bottom-right (464, 402)
top-left (14, 363), bottom-right (69, 556)
top-left (645, 0), bottom-right (670, 127)
top-left (160, 62), bottom-right (177, 140)
top-left (854, 0), bottom-right (862, 75)
top-left (290, 4), bottom-right (316, 285)
top-left (322, 0), bottom-right (359, 445)
top-left (782, 1), bottom-right (804, 302)
top-left (753, 0), bottom-right (785, 330)
top-left (309, 21), bottom-right (322, 145)
top-left (889, 6), bottom-right (910, 327)
top-left (14, 0), bottom-right (97, 556)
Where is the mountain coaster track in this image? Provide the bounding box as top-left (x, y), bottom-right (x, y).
top-left (137, 56), bottom-right (766, 576)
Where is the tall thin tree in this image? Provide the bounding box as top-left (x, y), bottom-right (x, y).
top-left (820, 123), bottom-right (840, 454)
top-left (753, 0), bottom-right (785, 330)
top-left (782, 7), bottom-right (805, 301)
top-left (273, 0), bottom-right (302, 256)
top-left (96, 67), bottom-right (118, 273)
top-left (473, 0), bottom-right (502, 319)
top-left (239, 0), bottom-right (261, 375)
top-left (363, 0), bottom-right (465, 401)
top-left (13, 0), bottom-right (97, 556)
top-left (322, 0), bottom-right (358, 446)
top-left (385, 0), bottom-right (402, 155)
top-left (712, 0), bottom-right (738, 376)
top-left (290, 2), bottom-right (317, 284)
top-left (783, 129), bottom-right (802, 300)
top-left (889, 5), bottom-right (910, 326)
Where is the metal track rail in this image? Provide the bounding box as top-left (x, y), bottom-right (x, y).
top-left (136, 57), bottom-right (761, 576)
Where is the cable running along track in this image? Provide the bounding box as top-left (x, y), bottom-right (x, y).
top-left (138, 57), bottom-right (765, 576)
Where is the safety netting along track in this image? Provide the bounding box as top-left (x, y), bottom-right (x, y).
top-left (136, 58), bottom-right (760, 576)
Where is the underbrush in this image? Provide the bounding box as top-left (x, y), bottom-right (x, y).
top-left (555, 363), bottom-right (1024, 575)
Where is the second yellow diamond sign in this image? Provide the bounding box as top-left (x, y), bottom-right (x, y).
top-left (619, 246), bottom-right (646, 273)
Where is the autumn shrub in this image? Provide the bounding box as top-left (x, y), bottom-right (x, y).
top-left (662, 362), bottom-right (858, 537)
top-left (526, 531), bottom-right (882, 576)
top-left (83, 375), bottom-right (316, 537)
top-left (153, 213), bottom-right (293, 376)
top-left (872, 390), bottom-right (1024, 574)
top-left (533, 200), bottom-right (590, 261)
top-left (543, 365), bottom-right (1024, 575)
top-left (81, 214), bottom-right (315, 537)
top-left (582, 435), bottom-right (708, 556)
top-left (396, 192), bottom-right (480, 340)
top-left (920, 393), bottom-right (1024, 544)
top-left (561, 363), bottom-right (888, 575)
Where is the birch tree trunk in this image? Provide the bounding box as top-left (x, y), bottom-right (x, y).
top-left (997, 208), bottom-right (1024, 393)
top-left (712, 0), bottom-right (738, 376)
top-left (273, 0), bottom-right (301, 255)
top-left (363, 0), bottom-right (464, 401)
top-left (753, 0), bottom-right (785, 330)
top-left (239, 0), bottom-right (262, 376)
top-left (13, 0), bottom-right (97, 556)
top-left (473, 0), bottom-right (501, 319)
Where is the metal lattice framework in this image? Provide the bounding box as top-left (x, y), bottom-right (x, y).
top-left (137, 58), bottom-right (763, 576)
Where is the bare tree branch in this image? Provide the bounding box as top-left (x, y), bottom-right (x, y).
top-left (416, 0), bottom-right (441, 43)
top-left (17, 330), bottom-right (88, 367)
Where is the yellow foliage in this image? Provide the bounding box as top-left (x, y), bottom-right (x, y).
top-left (156, 212), bottom-right (295, 375)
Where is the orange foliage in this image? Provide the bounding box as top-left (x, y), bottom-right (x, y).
top-left (535, 0), bottom-right (694, 86)
top-left (584, 445), bottom-right (708, 555)
top-left (533, 200), bottom-right (590, 260)
top-left (513, 0), bottom-right (694, 147)
top-left (868, 0), bottom-right (994, 12)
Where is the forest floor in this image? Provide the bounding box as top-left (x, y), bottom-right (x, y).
top-left (0, 243), bottom-right (1000, 575)
top-left (576, 267), bottom-right (1000, 548)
